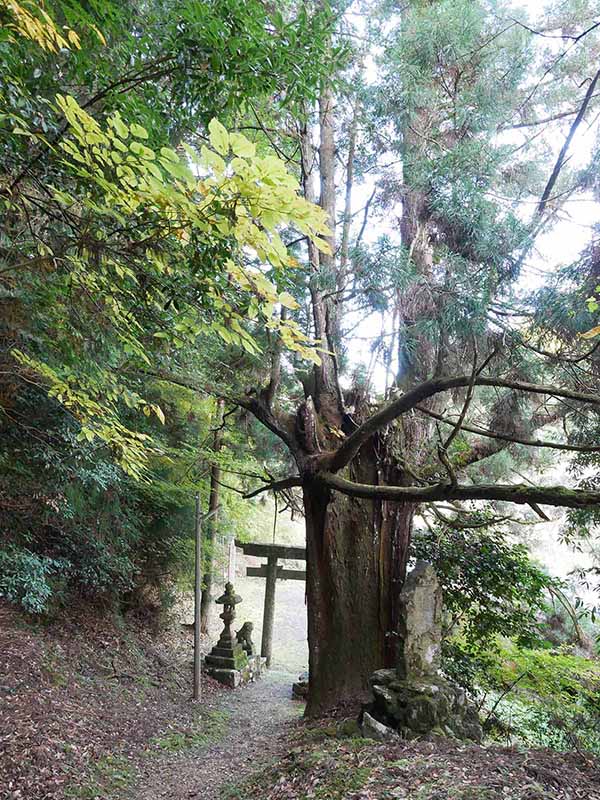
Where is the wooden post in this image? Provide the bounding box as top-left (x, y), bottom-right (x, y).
top-left (200, 398), bottom-right (224, 633)
top-left (193, 492), bottom-right (202, 701)
top-left (261, 556), bottom-right (278, 667)
top-left (227, 538), bottom-right (236, 583)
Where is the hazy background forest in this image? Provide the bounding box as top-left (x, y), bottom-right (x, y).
top-left (4, 0), bottom-right (600, 798)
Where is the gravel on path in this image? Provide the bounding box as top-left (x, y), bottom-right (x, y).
top-left (129, 670), bottom-right (302, 800)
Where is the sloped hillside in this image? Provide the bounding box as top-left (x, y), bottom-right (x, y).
top-left (0, 602), bottom-right (222, 800)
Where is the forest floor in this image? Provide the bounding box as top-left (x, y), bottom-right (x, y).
top-left (228, 718), bottom-right (600, 800)
top-left (3, 600), bottom-right (600, 800)
top-left (128, 669), bottom-right (303, 800)
top-left (0, 600), bottom-right (304, 800)
top-left (0, 600), bottom-right (226, 800)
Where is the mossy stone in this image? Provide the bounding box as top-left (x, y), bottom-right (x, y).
top-left (407, 695), bottom-right (439, 732)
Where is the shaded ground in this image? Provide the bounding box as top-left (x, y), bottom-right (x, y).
top-left (129, 670), bottom-right (302, 800)
top-left (0, 601), bottom-right (223, 800)
top-left (0, 601), bottom-right (303, 800)
top-left (4, 599), bottom-right (599, 800)
top-left (226, 721), bottom-right (600, 800)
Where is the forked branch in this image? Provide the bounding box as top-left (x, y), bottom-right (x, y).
top-left (243, 476), bottom-right (303, 499)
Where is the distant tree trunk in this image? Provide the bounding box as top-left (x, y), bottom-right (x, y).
top-left (200, 397), bottom-right (225, 633)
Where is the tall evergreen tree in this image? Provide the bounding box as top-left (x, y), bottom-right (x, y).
top-left (232, 0), bottom-right (600, 714)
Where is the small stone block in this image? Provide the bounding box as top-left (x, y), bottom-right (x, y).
top-left (372, 684), bottom-right (399, 716)
top-left (369, 668), bottom-right (396, 688)
top-left (211, 647), bottom-right (237, 658)
top-left (205, 656), bottom-right (234, 669)
top-left (209, 668), bottom-right (241, 688)
top-left (361, 711), bottom-right (396, 741)
top-left (292, 680), bottom-right (308, 699)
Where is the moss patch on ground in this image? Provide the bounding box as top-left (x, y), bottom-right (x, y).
top-left (221, 735), bottom-right (376, 800)
top-left (151, 709), bottom-right (230, 752)
top-left (64, 756), bottom-right (135, 799)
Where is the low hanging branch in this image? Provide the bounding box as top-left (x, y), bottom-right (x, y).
top-left (321, 472), bottom-right (600, 509)
top-left (243, 475), bottom-right (303, 499)
top-left (154, 367), bottom-right (600, 518)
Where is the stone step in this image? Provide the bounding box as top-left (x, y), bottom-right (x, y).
top-left (205, 655), bottom-right (237, 669)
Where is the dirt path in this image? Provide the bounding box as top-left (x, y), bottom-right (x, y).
top-left (129, 670), bottom-right (301, 800)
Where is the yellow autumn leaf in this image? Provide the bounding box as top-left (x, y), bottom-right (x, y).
top-left (130, 122), bottom-right (149, 140)
top-left (67, 28), bottom-right (81, 48)
top-left (279, 291), bottom-right (299, 310)
top-left (230, 132), bottom-right (256, 159)
top-left (91, 24), bottom-right (106, 45)
top-left (208, 118), bottom-right (229, 156)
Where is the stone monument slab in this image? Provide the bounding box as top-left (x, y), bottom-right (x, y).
top-left (362, 561), bottom-right (482, 743)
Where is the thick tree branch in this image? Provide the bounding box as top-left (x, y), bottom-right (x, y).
top-left (300, 116), bottom-right (339, 408)
top-left (452, 438), bottom-right (507, 469)
top-left (327, 374), bottom-right (600, 472)
top-left (236, 395), bottom-right (298, 454)
top-left (321, 473), bottom-right (600, 510)
top-left (139, 370), bottom-right (298, 453)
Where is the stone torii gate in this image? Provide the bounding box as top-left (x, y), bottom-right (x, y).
top-left (235, 539), bottom-right (306, 667)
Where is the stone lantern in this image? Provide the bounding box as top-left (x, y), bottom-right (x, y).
top-left (204, 582), bottom-right (266, 687)
top-left (214, 582), bottom-right (243, 650)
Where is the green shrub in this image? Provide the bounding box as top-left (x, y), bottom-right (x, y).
top-left (0, 546), bottom-right (69, 613)
top-left (484, 639), bottom-right (600, 703)
top-left (481, 640), bottom-right (600, 754)
top-left (485, 692), bottom-right (600, 754)
top-left (413, 522), bottom-right (555, 654)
